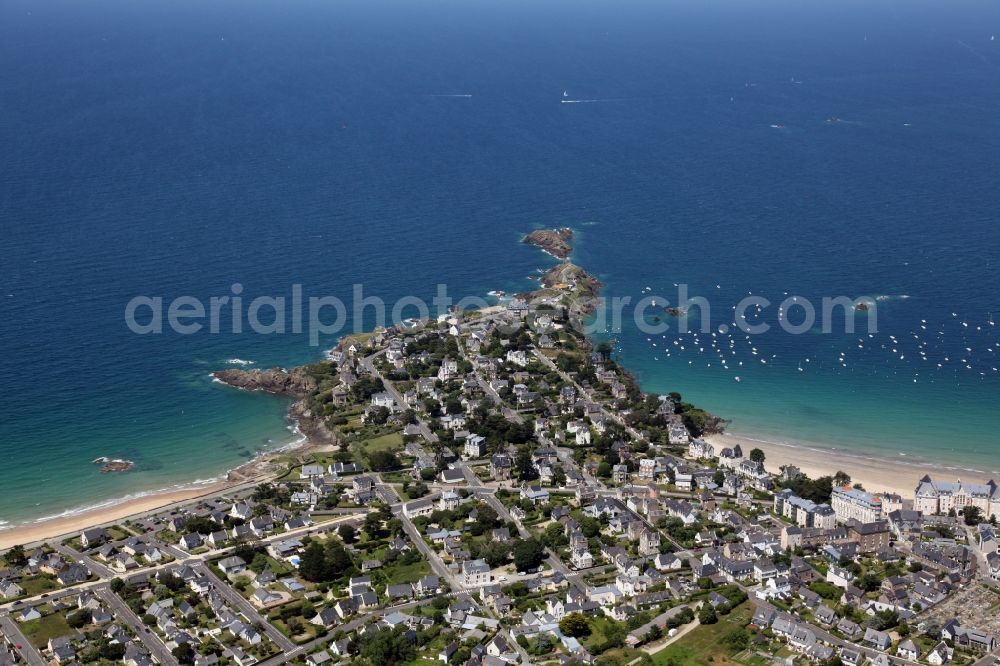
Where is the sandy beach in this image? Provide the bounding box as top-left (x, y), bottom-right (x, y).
top-left (704, 432), bottom-right (976, 500)
top-left (0, 482), bottom-right (233, 550)
top-left (0, 427), bottom-right (315, 551)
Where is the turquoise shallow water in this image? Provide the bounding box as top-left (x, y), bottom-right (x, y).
top-left (2, 0), bottom-right (1000, 526)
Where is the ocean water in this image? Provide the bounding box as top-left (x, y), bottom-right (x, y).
top-left (2, 0), bottom-right (1000, 526)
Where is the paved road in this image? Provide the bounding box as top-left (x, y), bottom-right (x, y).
top-left (464, 479), bottom-right (589, 593)
top-left (631, 603), bottom-right (697, 644)
top-left (193, 565), bottom-right (296, 652)
top-left (755, 600), bottom-right (924, 666)
top-left (531, 348), bottom-right (648, 443)
top-left (0, 613), bottom-right (47, 666)
top-left (252, 595), bottom-right (457, 666)
top-left (360, 352), bottom-right (439, 444)
top-left (456, 336), bottom-right (524, 425)
top-left (554, 445), bottom-right (604, 489)
top-left (95, 585), bottom-right (180, 666)
top-left (972, 647), bottom-right (1000, 666)
top-left (389, 504), bottom-right (463, 592)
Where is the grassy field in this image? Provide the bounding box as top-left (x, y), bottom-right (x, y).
top-left (19, 575), bottom-right (59, 596)
top-left (585, 615), bottom-right (627, 651)
top-left (20, 613), bottom-right (75, 649)
top-left (651, 603), bottom-right (753, 666)
top-left (383, 559), bottom-right (433, 586)
top-left (361, 432), bottom-right (403, 452)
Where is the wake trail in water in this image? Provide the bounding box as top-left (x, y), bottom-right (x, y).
top-left (560, 98), bottom-right (632, 104)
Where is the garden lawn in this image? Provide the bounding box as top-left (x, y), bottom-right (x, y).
top-left (20, 575), bottom-right (59, 596)
top-left (21, 614), bottom-right (74, 649)
top-left (361, 432), bottom-right (404, 452)
top-left (651, 602), bottom-right (753, 666)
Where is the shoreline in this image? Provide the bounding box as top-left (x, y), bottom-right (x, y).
top-left (0, 481), bottom-right (235, 550)
top-left (0, 413), bottom-right (315, 550)
top-left (0, 242), bottom-right (981, 548)
top-left (703, 431), bottom-right (988, 499)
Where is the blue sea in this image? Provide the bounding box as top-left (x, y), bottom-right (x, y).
top-left (2, 0), bottom-right (1000, 526)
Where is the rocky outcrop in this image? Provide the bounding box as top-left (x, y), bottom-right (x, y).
top-left (92, 457), bottom-right (134, 473)
top-left (520, 261), bottom-right (603, 320)
top-left (289, 399), bottom-right (338, 446)
top-left (213, 366), bottom-right (337, 447)
top-left (212, 367), bottom-right (316, 397)
top-left (522, 228), bottom-right (573, 259)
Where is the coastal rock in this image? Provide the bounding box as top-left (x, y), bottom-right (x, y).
top-left (289, 399), bottom-right (338, 447)
top-left (522, 228), bottom-right (574, 259)
top-left (212, 367), bottom-right (316, 397)
top-left (92, 457), bottom-right (134, 473)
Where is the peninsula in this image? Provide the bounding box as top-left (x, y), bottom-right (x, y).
top-left (1, 231), bottom-right (998, 666)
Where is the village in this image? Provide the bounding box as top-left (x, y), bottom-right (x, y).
top-left (3, 259), bottom-right (1000, 666)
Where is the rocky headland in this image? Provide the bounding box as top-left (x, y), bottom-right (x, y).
top-left (212, 367), bottom-right (316, 397)
top-left (522, 228), bottom-right (574, 259)
top-left (212, 367), bottom-right (336, 448)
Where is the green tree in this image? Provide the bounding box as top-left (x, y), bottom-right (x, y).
top-left (512, 538), bottom-right (545, 572)
top-left (365, 512), bottom-right (385, 539)
top-left (963, 505), bottom-right (983, 526)
top-left (298, 541), bottom-right (334, 582)
top-left (867, 609), bottom-right (899, 631)
top-left (172, 643), bottom-right (195, 665)
top-left (249, 553), bottom-right (271, 574)
top-left (698, 605), bottom-right (718, 625)
top-left (99, 641), bottom-right (126, 660)
top-left (552, 466), bottom-right (567, 487)
top-left (541, 523), bottom-right (568, 550)
top-left (856, 572), bottom-right (881, 593)
top-left (66, 609), bottom-right (92, 628)
top-left (833, 471), bottom-right (852, 486)
top-left (481, 541), bottom-right (511, 568)
top-left (578, 516), bottom-right (601, 538)
top-left (749, 448), bottom-right (765, 464)
top-left (328, 539), bottom-right (354, 573)
top-left (723, 627), bottom-right (750, 650)
top-left (357, 627), bottom-right (416, 665)
top-left (338, 524), bottom-right (357, 544)
top-left (368, 450), bottom-right (400, 471)
top-left (559, 613), bottom-right (591, 638)
top-left (3, 544), bottom-right (26, 567)
top-left (184, 515), bottom-right (218, 535)
top-left (515, 445), bottom-right (536, 481)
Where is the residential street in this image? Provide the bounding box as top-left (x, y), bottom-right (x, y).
top-left (0, 613), bottom-right (47, 666)
top-left (94, 585), bottom-right (180, 666)
top-left (193, 565), bottom-right (296, 652)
